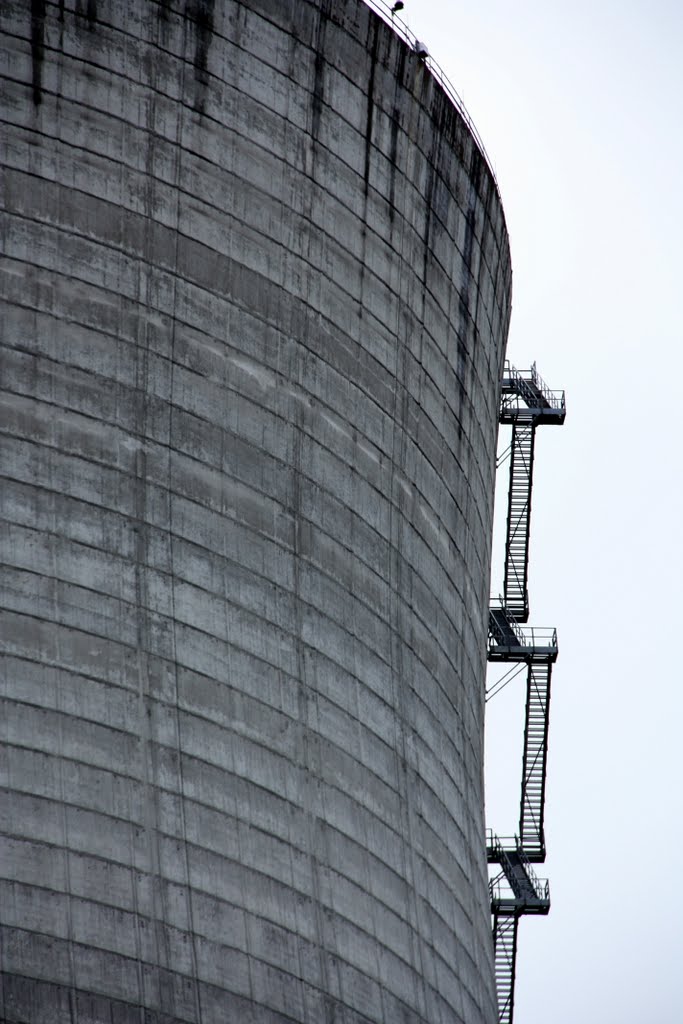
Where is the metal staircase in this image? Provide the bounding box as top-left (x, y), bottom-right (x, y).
top-left (491, 913), bottom-right (518, 1024)
top-left (487, 835), bottom-right (550, 914)
top-left (487, 834), bottom-right (550, 1024)
top-left (502, 426), bottom-right (535, 622)
top-left (499, 362), bottom-right (565, 623)
top-left (520, 662), bottom-right (554, 861)
top-left (486, 362), bottom-right (565, 1023)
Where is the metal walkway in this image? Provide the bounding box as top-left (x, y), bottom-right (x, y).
top-left (486, 362), bottom-right (565, 1023)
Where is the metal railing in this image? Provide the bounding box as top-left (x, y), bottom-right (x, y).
top-left (501, 361), bottom-right (566, 414)
top-left (362, 0), bottom-right (499, 193)
top-left (489, 874), bottom-right (550, 908)
top-left (489, 625), bottom-right (558, 651)
top-left (487, 833), bottom-right (550, 906)
top-left (488, 602), bottom-right (557, 652)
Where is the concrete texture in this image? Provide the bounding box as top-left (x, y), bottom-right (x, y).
top-left (0, 1), bottom-right (512, 1020)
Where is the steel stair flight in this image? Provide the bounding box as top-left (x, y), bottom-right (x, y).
top-left (485, 362), bottom-right (565, 1023)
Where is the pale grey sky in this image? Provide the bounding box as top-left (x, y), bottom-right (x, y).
top-left (387, 2), bottom-right (683, 1022)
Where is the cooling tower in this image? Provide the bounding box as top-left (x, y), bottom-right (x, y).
top-left (0, 1), bottom-right (512, 1021)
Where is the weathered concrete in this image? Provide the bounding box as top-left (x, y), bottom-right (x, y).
top-left (0, 1), bottom-right (512, 1021)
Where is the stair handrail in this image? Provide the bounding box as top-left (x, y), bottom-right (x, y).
top-left (489, 601), bottom-right (526, 647)
top-left (489, 604), bottom-right (557, 653)
top-left (502, 361), bottom-right (566, 414)
top-left (487, 833), bottom-right (550, 905)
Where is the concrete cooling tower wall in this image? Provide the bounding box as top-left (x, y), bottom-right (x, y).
top-left (0, 1), bottom-right (512, 1021)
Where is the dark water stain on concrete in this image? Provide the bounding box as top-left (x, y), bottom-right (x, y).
top-left (30, 0), bottom-right (46, 105)
top-left (363, 18), bottom-right (379, 193)
top-left (456, 202), bottom-right (477, 418)
top-left (469, 146), bottom-right (484, 198)
top-left (462, 204), bottom-right (476, 276)
top-left (74, 0), bottom-right (96, 25)
top-left (388, 108), bottom-right (400, 225)
top-left (357, 19), bottom-right (380, 326)
top-left (387, 45), bottom-right (406, 229)
top-left (185, 0), bottom-right (215, 113)
top-left (421, 157), bottom-right (436, 287)
top-left (310, 17), bottom-right (327, 145)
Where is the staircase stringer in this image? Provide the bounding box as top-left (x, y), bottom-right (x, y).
top-left (503, 423), bottom-right (536, 623)
top-left (492, 911), bottom-right (519, 1024)
top-left (519, 661), bottom-right (553, 861)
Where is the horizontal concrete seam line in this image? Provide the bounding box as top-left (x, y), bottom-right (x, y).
top-left (0, 807), bottom-right (419, 936)
top-left (0, 828), bottom-right (427, 948)
top-left (2, 802), bottom-right (481, 941)
top-left (0, 809), bottom-right (402, 902)
top-left (0, 844), bottom-right (433, 988)
top-left (0, 502), bottom-right (470, 660)
top-left (0, 959), bottom-right (384, 1024)
top-left (0, 401), bottom-right (485, 616)
top-left (1, 22), bottom-right (507, 266)
top-left (0, 650), bottom-right (472, 803)
top-left (0, 447), bottom-right (480, 644)
top-left (0, 653), bottom-right (401, 759)
top-left (5, 704), bottom-right (472, 850)
top-left (0, 886), bottom-right (310, 969)
top-left (0, 501), bottom-right (294, 578)
top-left (2, 104), bottom-right (501, 292)
top-left (0, 389), bottom-right (470, 544)
top-left (2, 857), bottom-right (414, 961)
top-left (1, 71), bottom-right (488, 289)
top-left (0, 320), bottom-right (484, 487)
top-left (0, 108), bottom-right (504, 311)
top-left (0, 257), bottom-right (478, 476)
top-left (0, 892), bottom-right (454, 1010)
top-left (0, 973), bottom-right (196, 1024)
top-left (1, 614), bottom-right (481, 782)
top-left (0, 210), bottom-right (420, 339)
top-left (0, 487), bottom-right (364, 599)
top-left (0, 248), bottom-right (487, 474)
top-left (0, 510), bottom-right (473, 674)
top-left (2, 680), bottom-right (471, 824)
top-left (413, 804), bottom-right (479, 890)
top-left (0, 555), bottom-right (467, 698)
top-left (0, 614), bottom-right (404, 729)
top-left (0, 378), bottom-right (481, 569)
top-left (0, 433), bottom-right (482, 665)
top-left (378, 912), bottom-right (479, 1002)
top-left (0, 873), bottom-right (475, 1013)
top-left (4, 11), bottom-right (502, 238)
top-left (2, 707), bottom-right (467, 850)
top-left (0, 725), bottom-right (427, 849)
top-left (0, 601), bottom-right (476, 767)
top-left (1, 777), bottom-right (466, 911)
top-left (0, 872), bottom-right (423, 984)
top-left (1, 203), bottom-right (493, 403)
top-left (2, 165), bottom-right (498, 350)
top-left (0, 572), bottom-right (475, 751)
top-left (0, 956), bottom-right (300, 1024)
top-left (1, 332), bottom-right (489, 537)
top-left (2, 707), bottom-right (411, 814)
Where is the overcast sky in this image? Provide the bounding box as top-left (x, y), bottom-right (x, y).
top-left (381, 2), bottom-right (683, 1021)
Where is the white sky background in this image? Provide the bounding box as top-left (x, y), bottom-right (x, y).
top-left (390, 2), bottom-right (683, 1022)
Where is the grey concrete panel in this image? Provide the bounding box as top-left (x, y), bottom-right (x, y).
top-left (1, 0), bottom-right (511, 1021)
